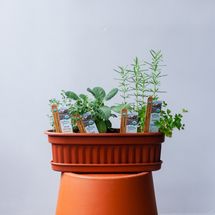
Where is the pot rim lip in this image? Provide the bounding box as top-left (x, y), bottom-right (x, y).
top-left (61, 171), bottom-right (151, 180)
top-left (45, 130), bottom-right (164, 137)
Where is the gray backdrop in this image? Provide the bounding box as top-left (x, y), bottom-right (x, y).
top-left (0, 0), bottom-right (214, 214)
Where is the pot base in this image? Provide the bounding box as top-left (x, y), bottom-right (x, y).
top-left (56, 172), bottom-right (158, 215)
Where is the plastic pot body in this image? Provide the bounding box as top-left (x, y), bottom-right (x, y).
top-left (46, 131), bottom-right (164, 173)
top-left (56, 172), bottom-right (158, 215)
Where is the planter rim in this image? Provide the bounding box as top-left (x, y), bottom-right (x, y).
top-left (45, 130), bottom-right (164, 138)
top-left (60, 172), bottom-right (149, 180)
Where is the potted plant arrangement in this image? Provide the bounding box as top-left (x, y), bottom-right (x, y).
top-left (45, 50), bottom-right (187, 173)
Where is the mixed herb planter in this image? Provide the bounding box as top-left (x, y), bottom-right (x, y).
top-left (46, 50), bottom-right (187, 173)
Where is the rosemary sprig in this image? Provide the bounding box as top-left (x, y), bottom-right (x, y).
top-left (146, 50), bottom-right (166, 99)
top-left (114, 66), bottom-right (130, 104)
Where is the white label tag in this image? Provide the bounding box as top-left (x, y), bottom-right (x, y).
top-left (126, 112), bottom-right (138, 133)
top-left (149, 101), bottom-right (162, 132)
top-left (82, 112), bottom-right (98, 133)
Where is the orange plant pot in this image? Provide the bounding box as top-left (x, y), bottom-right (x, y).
top-left (45, 131), bottom-right (164, 173)
top-left (56, 172), bottom-right (158, 215)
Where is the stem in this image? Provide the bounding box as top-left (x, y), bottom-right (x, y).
top-left (115, 66), bottom-right (130, 104)
top-left (134, 57), bottom-right (140, 112)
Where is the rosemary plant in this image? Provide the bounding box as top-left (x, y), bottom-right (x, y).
top-left (146, 50), bottom-right (166, 100)
top-left (114, 66), bottom-right (130, 104)
top-left (129, 57), bottom-right (145, 112)
top-left (113, 50), bottom-right (187, 136)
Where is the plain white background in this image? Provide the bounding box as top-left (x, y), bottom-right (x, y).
top-left (0, 0), bottom-right (215, 214)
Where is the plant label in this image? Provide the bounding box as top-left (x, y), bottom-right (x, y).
top-left (59, 108), bottom-right (73, 133)
top-left (144, 96), bottom-right (153, 132)
top-left (51, 104), bottom-right (62, 133)
top-left (74, 114), bottom-right (86, 133)
top-left (126, 112), bottom-right (138, 133)
top-left (120, 108), bottom-right (128, 133)
top-left (82, 112), bottom-right (99, 133)
top-left (149, 101), bottom-right (162, 132)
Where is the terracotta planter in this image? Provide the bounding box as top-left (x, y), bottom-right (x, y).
top-left (45, 131), bottom-right (165, 173)
top-left (56, 172), bottom-right (158, 215)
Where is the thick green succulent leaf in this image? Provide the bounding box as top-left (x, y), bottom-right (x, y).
top-left (87, 87), bottom-right (106, 101)
top-left (111, 103), bottom-right (132, 113)
top-left (65, 91), bottom-right (79, 100)
top-left (105, 88), bottom-right (118, 101)
top-left (95, 120), bottom-right (107, 133)
top-left (99, 106), bottom-right (111, 120)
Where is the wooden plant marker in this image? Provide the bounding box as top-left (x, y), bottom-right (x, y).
top-left (144, 96), bottom-right (153, 133)
top-left (120, 108), bottom-right (128, 133)
top-left (74, 114), bottom-right (86, 133)
top-left (51, 104), bottom-right (62, 133)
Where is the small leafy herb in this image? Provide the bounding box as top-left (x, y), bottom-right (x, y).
top-left (155, 102), bottom-right (187, 137)
top-left (86, 87), bottom-right (118, 132)
top-left (50, 87), bottom-right (118, 133)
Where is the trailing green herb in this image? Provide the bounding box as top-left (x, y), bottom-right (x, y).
top-left (155, 102), bottom-right (188, 137)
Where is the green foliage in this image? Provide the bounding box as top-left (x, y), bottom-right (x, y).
top-left (155, 102), bottom-right (187, 137)
top-left (49, 98), bottom-right (60, 105)
top-left (87, 87), bottom-right (106, 102)
top-left (50, 87), bottom-right (118, 133)
top-left (114, 66), bottom-right (130, 104)
top-left (138, 106), bottom-right (146, 132)
top-left (114, 50), bottom-right (187, 137)
top-left (146, 50), bottom-right (166, 99)
top-left (128, 57), bottom-right (146, 112)
top-left (65, 91), bottom-right (79, 100)
top-left (105, 88), bottom-right (118, 101)
top-left (95, 120), bottom-right (108, 133)
top-left (87, 87), bottom-right (118, 132)
top-left (115, 51), bottom-right (165, 129)
top-left (48, 50), bottom-right (187, 137)
top-left (111, 103), bottom-right (132, 114)
top-left (98, 106), bottom-right (111, 120)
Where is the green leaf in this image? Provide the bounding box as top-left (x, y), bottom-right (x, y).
top-left (105, 120), bottom-right (112, 129)
top-left (79, 94), bottom-right (87, 100)
top-left (95, 120), bottom-right (107, 133)
top-left (87, 87), bottom-right (106, 101)
top-left (167, 109), bottom-right (171, 115)
top-left (182, 108), bottom-right (188, 113)
top-left (87, 88), bottom-right (95, 97)
top-left (111, 103), bottom-right (132, 113)
top-left (99, 106), bottom-right (111, 120)
top-left (65, 91), bottom-right (79, 100)
top-left (105, 88), bottom-right (118, 101)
